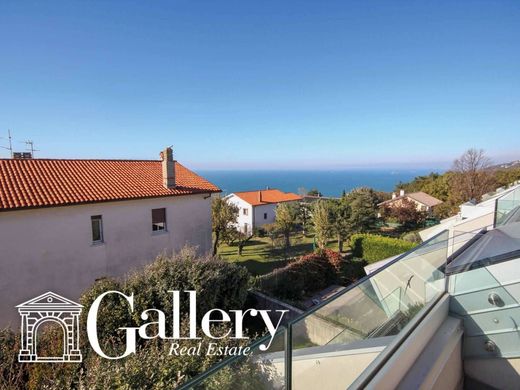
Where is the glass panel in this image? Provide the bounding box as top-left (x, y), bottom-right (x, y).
top-left (181, 230), bottom-right (463, 390)
top-left (448, 257), bottom-right (520, 359)
top-left (290, 230), bottom-right (449, 389)
top-left (191, 330), bottom-right (286, 390)
top-left (495, 186), bottom-right (520, 227)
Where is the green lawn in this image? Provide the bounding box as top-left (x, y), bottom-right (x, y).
top-left (217, 234), bottom-right (343, 276)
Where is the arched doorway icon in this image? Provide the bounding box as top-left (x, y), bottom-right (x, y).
top-left (17, 292), bottom-right (83, 363)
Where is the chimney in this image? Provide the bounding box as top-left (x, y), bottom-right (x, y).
top-left (399, 189), bottom-right (405, 197)
top-left (160, 147), bottom-right (175, 189)
top-left (258, 191), bottom-right (262, 203)
top-left (392, 192), bottom-right (396, 199)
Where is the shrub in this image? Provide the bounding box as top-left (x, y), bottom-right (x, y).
top-left (80, 319), bottom-right (249, 389)
top-left (381, 198), bottom-right (427, 227)
top-left (401, 231), bottom-right (422, 244)
top-left (123, 252), bottom-right (250, 326)
top-left (350, 234), bottom-right (417, 264)
top-left (1, 248), bottom-right (253, 390)
top-left (256, 250), bottom-right (342, 299)
top-left (0, 328), bottom-right (27, 389)
top-left (321, 249), bottom-right (343, 273)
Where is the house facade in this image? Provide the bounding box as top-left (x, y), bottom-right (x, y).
top-left (378, 189), bottom-right (443, 214)
top-left (225, 189), bottom-right (302, 235)
top-left (0, 147), bottom-right (220, 327)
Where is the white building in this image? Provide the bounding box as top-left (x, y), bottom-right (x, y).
top-left (419, 182), bottom-right (520, 248)
top-left (0, 147), bottom-right (220, 327)
top-left (225, 189), bottom-right (302, 235)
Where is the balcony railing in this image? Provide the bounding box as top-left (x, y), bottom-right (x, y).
top-left (495, 185), bottom-right (520, 227)
top-left (180, 230), bottom-right (483, 390)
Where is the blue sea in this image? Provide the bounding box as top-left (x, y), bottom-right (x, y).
top-left (197, 169), bottom-right (438, 197)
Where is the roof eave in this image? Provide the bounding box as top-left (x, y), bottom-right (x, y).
top-left (0, 189), bottom-right (221, 213)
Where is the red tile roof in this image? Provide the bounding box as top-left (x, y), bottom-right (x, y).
top-left (0, 159), bottom-right (220, 211)
top-left (232, 189), bottom-right (302, 206)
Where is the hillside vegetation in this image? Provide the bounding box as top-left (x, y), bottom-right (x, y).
top-left (396, 153), bottom-right (520, 219)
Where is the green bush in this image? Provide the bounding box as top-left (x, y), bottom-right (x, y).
top-left (80, 319), bottom-right (251, 390)
top-left (0, 328), bottom-right (27, 389)
top-left (256, 249), bottom-right (342, 299)
top-left (1, 248), bottom-right (253, 390)
top-left (401, 231), bottom-right (422, 244)
top-left (350, 234), bottom-right (417, 264)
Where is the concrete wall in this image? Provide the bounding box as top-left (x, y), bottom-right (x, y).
top-left (0, 194), bottom-right (212, 327)
top-left (250, 290), bottom-right (349, 346)
top-left (460, 202), bottom-right (494, 220)
top-left (290, 350), bottom-right (381, 390)
top-left (249, 290), bottom-right (303, 324)
top-left (465, 358), bottom-right (520, 390)
top-left (265, 339), bottom-right (390, 390)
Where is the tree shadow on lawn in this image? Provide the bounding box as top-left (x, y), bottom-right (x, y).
top-left (239, 259), bottom-right (290, 276)
top-left (236, 241), bottom-right (314, 276)
top-left (266, 241), bottom-right (315, 260)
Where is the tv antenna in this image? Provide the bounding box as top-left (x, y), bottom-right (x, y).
top-left (0, 129), bottom-right (14, 157)
top-left (23, 139), bottom-right (39, 157)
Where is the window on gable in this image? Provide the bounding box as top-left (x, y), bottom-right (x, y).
top-left (91, 215), bottom-right (103, 243)
top-left (243, 208), bottom-right (249, 216)
top-left (152, 208), bottom-right (167, 232)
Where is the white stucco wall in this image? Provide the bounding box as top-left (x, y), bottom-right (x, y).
top-left (253, 204), bottom-right (277, 228)
top-left (0, 194), bottom-right (212, 327)
top-left (460, 202), bottom-right (495, 220)
top-left (224, 195), bottom-right (253, 234)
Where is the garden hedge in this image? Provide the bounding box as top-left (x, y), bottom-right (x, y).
top-left (350, 234), bottom-right (417, 264)
top-left (256, 249), bottom-right (342, 300)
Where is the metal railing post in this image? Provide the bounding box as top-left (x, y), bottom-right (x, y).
top-left (285, 325), bottom-right (292, 390)
top-left (493, 198), bottom-right (499, 228)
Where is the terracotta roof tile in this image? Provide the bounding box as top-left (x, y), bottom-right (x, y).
top-left (406, 192), bottom-right (443, 207)
top-left (0, 159), bottom-right (220, 211)
top-left (233, 189), bottom-right (302, 206)
top-left (378, 191), bottom-right (442, 208)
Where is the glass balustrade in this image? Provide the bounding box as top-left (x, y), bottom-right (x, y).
top-left (183, 229), bottom-right (487, 390)
top-left (495, 186), bottom-right (520, 227)
top-left (289, 230), bottom-right (449, 389)
top-left (191, 331), bottom-right (287, 390)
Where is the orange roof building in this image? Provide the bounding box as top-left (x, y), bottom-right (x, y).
top-left (0, 148), bottom-right (221, 327)
top-left (225, 189), bottom-right (302, 235)
top-left (0, 157), bottom-right (220, 212)
top-left (232, 189), bottom-right (302, 206)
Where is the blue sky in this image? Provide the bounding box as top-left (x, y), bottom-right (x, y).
top-left (0, 1), bottom-right (518, 170)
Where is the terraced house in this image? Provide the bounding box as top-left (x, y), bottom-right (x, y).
top-left (0, 147), bottom-right (220, 327)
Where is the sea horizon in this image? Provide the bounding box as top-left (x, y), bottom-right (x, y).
top-left (198, 168), bottom-right (442, 197)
